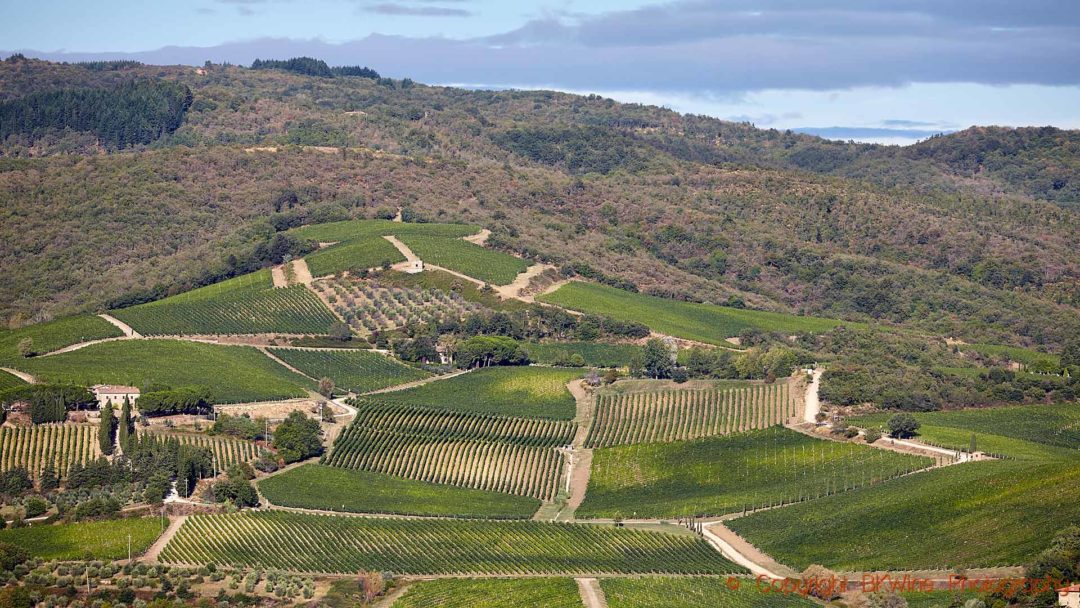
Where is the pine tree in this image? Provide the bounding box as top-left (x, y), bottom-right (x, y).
top-left (119, 397), bottom-right (134, 451)
top-left (99, 400), bottom-right (117, 456)
top-left (40, 458), bottom-right (60, 492)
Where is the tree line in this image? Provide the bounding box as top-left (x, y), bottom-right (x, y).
top-left (251, 57), bottom-right (380, 79)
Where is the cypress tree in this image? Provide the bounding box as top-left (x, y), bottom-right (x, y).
top-left (40, 458), bottom-right (60, 492)
top-left (98, 400), bottom-right (116, 456)
top-left (119, 397), bottom-right (134, 451)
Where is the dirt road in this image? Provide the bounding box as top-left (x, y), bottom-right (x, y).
top-left (803, 369), bottom-right (823, 424)
top-left (558, 380), bottom-right (594, 521)
top-left (99, 313), bottom-right (141, 338)
top-left (144, 515), bottom-right (187, 563)
top-left (577, 578), bottom-right (608, 608)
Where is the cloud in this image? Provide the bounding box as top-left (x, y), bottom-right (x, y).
top-left (362, 3), bottom-right (472, 17)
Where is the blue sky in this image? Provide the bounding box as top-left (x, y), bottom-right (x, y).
top-left (5, 0), bottom-right (1080, 144)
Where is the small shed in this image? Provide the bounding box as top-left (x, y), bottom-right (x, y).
top-left (92, 385), bottom-right (140, 409)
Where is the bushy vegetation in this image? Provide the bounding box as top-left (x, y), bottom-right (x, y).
top-left (580, 426), bottom-right (931, 519)
top-left (137, 385), bottom-right (212, 416)
top-left (17, 339), bottom-right (311, 403)
top-left (160, 510), bottom-right (742, 574)
top-left (396, 234), bottom-right (529, 286)
top-left (525, 341), bottom-right (642, 367)
top-left (370, 366), bottom-right (580, 419)
top-left (272, 410), bottom-right (323, 463)
top-left (539, 282), bottom-right (843, 345)
top-left (0, 79), bottom-right (191, 150)
top-left (0, 384), bottom-right (95, 424)
top-left (267, 347), bottom-right (430, 393)
top-left (0, 517), bottom-right (163, 560)
top-left (111, 269), bottom-right (337, 335)
top-left (395, 578), bottom-right (582, 608)
top-left (601, 577), bottom-right (820, 608)
top-left (259, 464), bottom-right (540, 518)
top-left (142, 429), bottom-right (261, 472)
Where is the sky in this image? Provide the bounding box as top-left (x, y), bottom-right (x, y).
top-left (4, 0), bottom-right (1080, 144)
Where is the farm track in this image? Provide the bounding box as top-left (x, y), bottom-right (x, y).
top-left (577, 577), bottom-right (608, 608)
top-left (99, 313), bottom-right (141, 338)
top-left (145, 515), bottom-right (188, 563)
top-left (461, 228), bottom-right (491, 245)
top-left (361, 368), bottom-right (472, 396)
top-left (494, 262), bottom-right (556, 302)
top-left (257, 347), bottom-right (319, 383)
top-left (270, 265), bottom-right (288, 288)
top-left (0, 366), bottom-right (36, 383)
top-left (558, 380), bottom-right (594, 521)
top-left (803, 369), bottom-right (822, 424)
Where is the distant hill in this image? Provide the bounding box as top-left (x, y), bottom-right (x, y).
top-left (0, 56), bottom-right (1077, 349)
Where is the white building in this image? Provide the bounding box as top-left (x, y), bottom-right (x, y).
top-left (1060, 585), bottom-right (1080, 608)
top-left (92, 385), bottom-right (140, 409)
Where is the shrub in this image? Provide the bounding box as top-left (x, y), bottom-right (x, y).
top-left (137, 386), bottom-right (212, 417)
top-left (272, 411), bottom-right (323, 464)
top-left (887, 413), bottom-right (920, 438)
top-left (863, 429), bottom-right (882, 443)
top-left (23, 496), bottom-right (47, 519)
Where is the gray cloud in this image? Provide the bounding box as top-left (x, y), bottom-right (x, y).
top-left (363, 3), bottom-right (472, 17)
top-left (7, 0), bottom-right (1079, 93)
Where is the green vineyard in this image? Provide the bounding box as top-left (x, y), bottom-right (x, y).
top-left (0, 424), bottom-right (100, 478)
top-left (305, 237), bottom-right (405, 277)
top-left (0, 368), bottom-right (26, 391)
top-left (143, 430), bottom-right (263, 471)
top-left (601, 577), bottom-right (819, 608)
top-left (394, 234), bottom-right (529, 286)
top-left (393, 578), bottom-right (583, 608)
top-left (324, 427), bottom-right (564, 501)
top-left (159, 511), bottom-right (742, 575)
top-left (266, 348), bottom-right (430, 393)
top-left (110, 270), bottom-right (337, 335)
top-left (586, 381), bottom-right (801, 447)
top-left (579, 426), bottom-right (934, 518)
top-left (348, 399), bottom-right (576, 447)
top-left (0, 314), bottom-right (123, 363)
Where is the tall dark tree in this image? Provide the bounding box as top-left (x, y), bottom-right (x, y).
top-left (643, 338), bottom-right (674, 379)
top-left (39, 459), bottom-right (59, 493)
top-left (118, 397), bottom-right (134, 451)
top-left (98, 400), bottom-right (117, 456)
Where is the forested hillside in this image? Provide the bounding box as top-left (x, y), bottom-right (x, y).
top-left (1, 55), bottom-right (1078, 352)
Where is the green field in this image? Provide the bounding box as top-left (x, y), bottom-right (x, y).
top-left (601, 577), bottom-right (820, 608)
top-left (538, 282), bottom-right (844, 344)
top-left (110, 270), bottom-right (337, 335)
top-left (18, 339), bottom-right (311, 403)
top-left (959, 343), bottom-right (1062, 373)
top-left (393, 578), bottom-right (582, 608)
top-left (0, 314), bottom-right (122, 363)
top-left (259, 464), bottom-right (541, 518)
top-left (267, 347), bottom-right (430, 393)
top-left (578, 426), bottom-right (932, 519)
top-left (0, 517), bottom-right (164, 560)
top-left (160, 510), bottom-right (742, 575)
top-left (290, 219), bottom-right (480, 277)
top-left (0, 368), bottom-right (26, 391)
top-left (729, 406), bottom-right (1080, 571)
top-left (525, 342), bottom-right (643, 367)
top-left (850, 403), bottom-right (1080, 451)
top-left (395, 234), bottom-right (529, 286)
top-left (370, 366), bottom-right (581, 419)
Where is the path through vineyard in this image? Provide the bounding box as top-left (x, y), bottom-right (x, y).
top-left (145, 515), bottom-right (188, 563)
top-left (560, 380), bottom-right (594, 521)
top-left (494, 262), bottom-right (556, 301)
top-left (803, 369), bottom-right (822, 424)
top-left (99, 313), bottom-right (141, 338)
top-left (0, 366), bottom-right (35, 383)
top-left (577, 577), bottom-right (608, 608)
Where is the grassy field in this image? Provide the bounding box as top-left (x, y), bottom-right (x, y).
top-left (525, 342), bottom-right (643, 367)
top-left (850, 403), bottom-right (1080, 451)
top-left (18, 339), bottom-right (311, 403)
top-left (395, 234), bottom-right (529, 286)
top-left (0, 314), bottom-right (122, 363)
top-left (0, 368), bottom-right (26, 391)
top-left (267, 347), bottom-right (430, 393)
top-left (729, 407), bottom-right (1080, 571)
top-left (110, 270), bottom-right (337, 335)
top-left (586, 382), bottom-right (800, 447)
top-left (393, 578), bottom-right (582, 608)
top-left (0, 517), bottom-right (164, 560)
top-left (160, 510), bottom-right (742, 575)
top-left (372, 366), bottom-right (581, 419)
top-left (260, 464), bottom-right (540, 518)
top-left (601, 577), bottom-right (820, 608)
top-left (538, 282), bottom-right (845, 344)
top-left (290, 219), bottom-right (480, 277)
top-left (1, 424), bottom-right (100, 478)
top-left (958, 343), bottom-right (1061, 372)
top-left (578, 426), bottom-right (932, 519)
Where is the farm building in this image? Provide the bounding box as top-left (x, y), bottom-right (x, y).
top-left (92, 385), bottom-right (140, 408)
top-left (1060, 585), bottom-right (1080, 608)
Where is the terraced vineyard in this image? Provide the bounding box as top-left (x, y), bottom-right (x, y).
top-left (729, 407), bottom-right (1080, 570)
top-left (267, 348), bottom-right (430, 393)
top-left (586, 381), bottom-right (800, 447)
top-left (0, 314), bottom-right (122, 363)
top-left (395, 234), bottom-right (529, 286)
top-left (525, 341), bottom-right (643, 367)
top-left (259, 464), bottom-right (541, 518)
top-left (324, 427), bottom-right (564, 500)
top-left (377, 366), bottom-right (581, 419)
top-left (601, 577), bottom-right (820, 608)
top-left (290, 219), bottom-right (481, 277)
top-left (110, 270), bottom-right (336, 336)
top-left (579, 426), bottom-right (933, 518)
top-left (538, 282), bottom-right (845, 345)
top-left (0, 424), bottom-right (99, 478)
top-left (315, 276), bottom-right (484, 335)
top-left (346, 399), bottom-right (576, 447)
top-left (143, 430), bottom-right (262, 471)
top-left (18, 339), bottom-right (311, 403)
top-left (159, 511), bottom-right (742, 575)
top-left (393, 578), bottom-right (582, 608)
